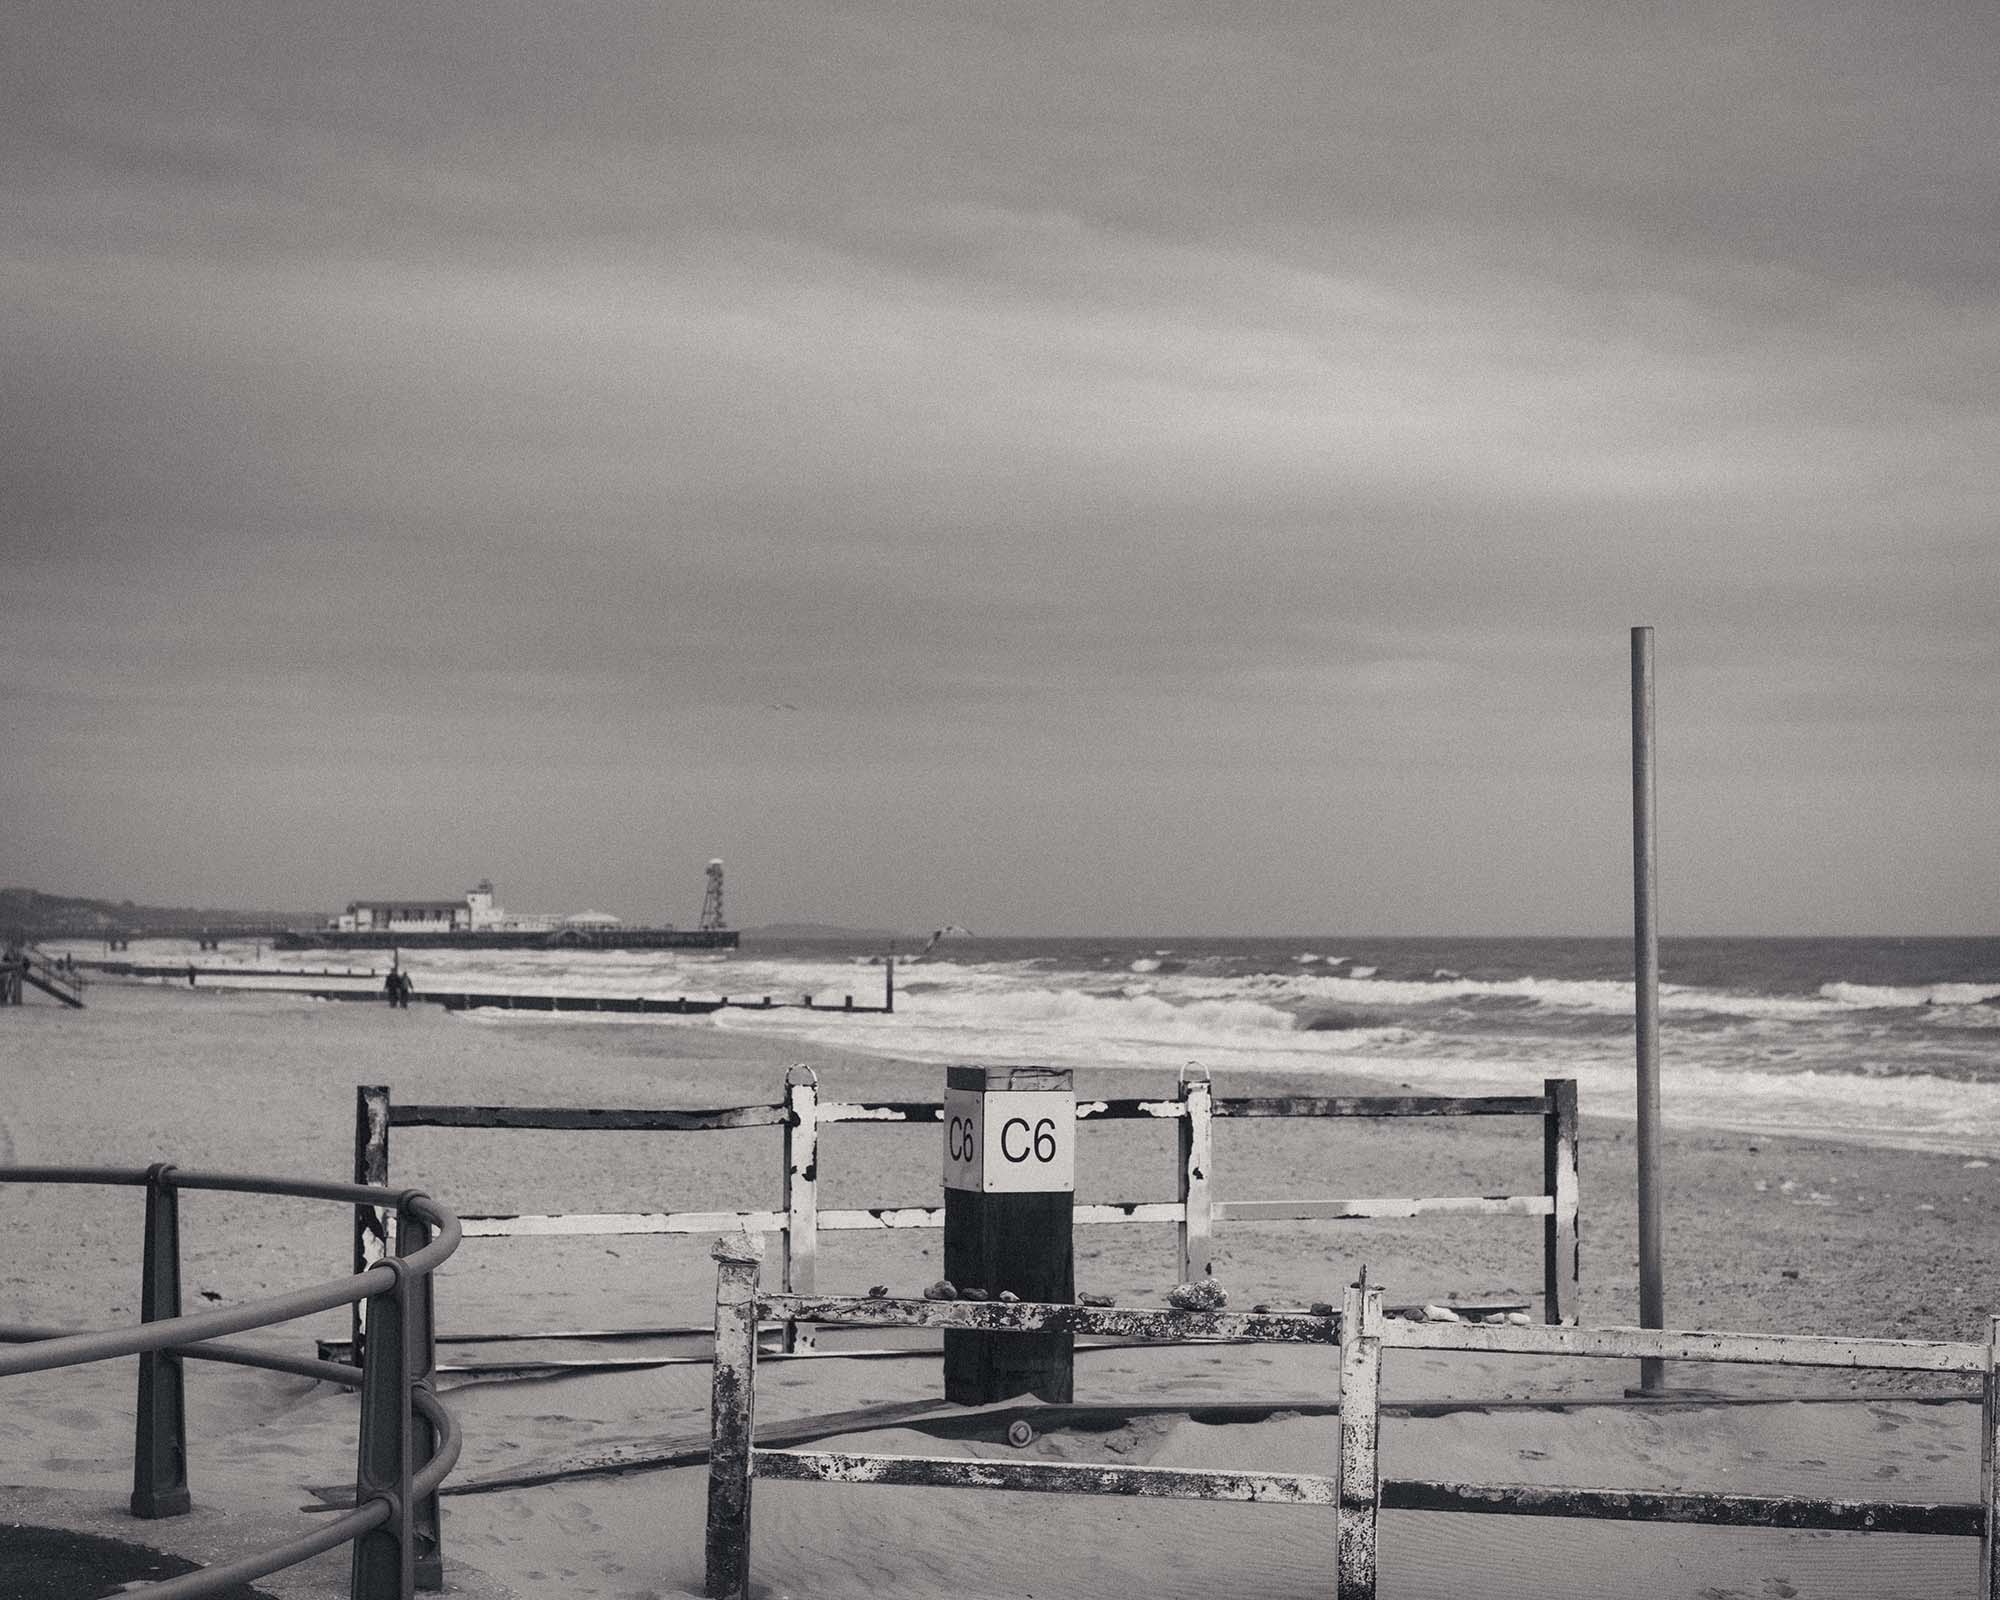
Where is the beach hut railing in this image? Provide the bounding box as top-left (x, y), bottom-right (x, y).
top-left (704, 1258), bottom-right (2000, 1600)
top-left (345, 1070), bottom-right (1578, 1367)
top-left (0, 1165), bottom-right (461, 1600)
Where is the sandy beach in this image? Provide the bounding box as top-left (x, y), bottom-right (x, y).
top-left (6, 985), bottom-right (2000, 1597)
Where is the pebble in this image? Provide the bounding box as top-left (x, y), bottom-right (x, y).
top-left (1421, 1303), bottom-right (1462, 1323)
top-left (1169, 1279), bottom-right (1229, 1311)
top-left (1309, 1301), bottom-right (1337, 1317)
top-left (1503, 1311), bottom-right (1532, 1326)
top-left (958, 1285), bottom-right (989, 1301)
top-left (1966, 1160), bottom-right (1990, 1170)
top-left (922, 1280), bottom-right (958, 1301)
top-left (1076, 1291), bottom-right (1115, 1307)
top-left (997, 1290), bottom-right (1020, 1303)
top-left (865, 1285), bottom-right (891, 1299)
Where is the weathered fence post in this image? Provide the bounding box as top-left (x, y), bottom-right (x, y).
top-left (353, 1085), bottom-right (392, 1363)
top-left (131, 1163), bottom-right (191, 1519)
top-left (1981, 1313), bottom-right (2000, 1600)
top-left (1543, 1077), bottom-right (1580, 1326)
top-left (350, 1244), bottom-right (415, 1599)
top-left (706, 1234), bottom-right (763, 1600)
top-left (1178, 1066), bottom-right (1214, 1282)
top-left (398, 1204), bottom-right (444, 1591)
top-left (1335, 1280), bottom-right (1384, 1600)
top-left (782, 1065), bottom-right (819, 1354)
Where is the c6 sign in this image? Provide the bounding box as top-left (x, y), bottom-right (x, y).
top-left (941, 1086), bottom-right (1075, 1194)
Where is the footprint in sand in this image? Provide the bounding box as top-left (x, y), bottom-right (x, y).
top-left (552, 1499), bottom-right (604, 1535)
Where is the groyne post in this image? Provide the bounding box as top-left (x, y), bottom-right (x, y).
top-left (706, 1235), bottom-right (763, 1599)
top-left (781, 1066), bottom-right (819, 1354)
top-left (1335, 1278), bottom-right (1384, 1600)
top-left (1542, 1077), bottom-right (1580, 1325)
top-left (1177, 1067), bottom-right (1214, 1282)
top-left (1632, 624), bottom-right (1665, 1388)
top-left (353, 1086), bottom-right (392, 1364)
top-left (1982, 1313), bottom-right (2000, 1600)
top-left (131, 1163), bottom-right (191, 1518)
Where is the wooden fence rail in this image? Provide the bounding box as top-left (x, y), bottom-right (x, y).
top-left (345, 1070), bottom-right (1580, 1366)
top-left (702, 1255), bottom-right (2000, 1600)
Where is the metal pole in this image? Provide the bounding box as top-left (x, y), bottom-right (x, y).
top-left (1632, 625), bottom-right (1665, 1390)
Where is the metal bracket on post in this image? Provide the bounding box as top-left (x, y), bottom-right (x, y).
top-left (706, 1233), bottom-right (764, 1600)
top-left (1335, 1279), bottom-right (1383, 1600)
top-left (132, 1162), bottom-right (191, 1519)
top-left (350, 1255), bottom-right (415, 1600)
top-left (1177, 1066), bottom-right (1214, 1283)
top-left (1543, 1078), bottom-right (1580, 1326)
top-left (398, 1204), bottom-right (444, 1591)
top-left (353, 1085), bottom-right (392, 1365)
top-left (781, 1065), bottom-right (819, 1354)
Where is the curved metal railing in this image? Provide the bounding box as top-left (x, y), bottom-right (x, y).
top-left (0, 1165), bottom-right (461, 1599)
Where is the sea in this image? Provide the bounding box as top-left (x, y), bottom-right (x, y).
top-left (50, 933), bottom-right (2000, 1156)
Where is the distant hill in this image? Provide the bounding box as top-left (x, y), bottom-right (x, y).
top-left (0, 888), bottom-right (322, 938)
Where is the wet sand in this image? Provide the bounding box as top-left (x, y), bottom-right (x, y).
top-left (4, 985), bottom-right (1998, 1596)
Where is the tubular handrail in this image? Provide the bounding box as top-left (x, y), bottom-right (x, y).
top-left (0, 1166), bottom-right (460, 1599)
top-left (0, 1325), bottom-right (365, 1388)
top-left (0, 1188), bottom-right (458, 1379)
top-left (135, 1501), bottom-right (393, 1600)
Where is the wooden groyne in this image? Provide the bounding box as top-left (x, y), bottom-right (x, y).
top-left (305, 989), bottom-right (889, 1016)
top-left (77, 959), bottom-right (380, 981)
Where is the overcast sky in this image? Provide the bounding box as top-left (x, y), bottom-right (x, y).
top-left (4, 2), bottom-right (1994, 935)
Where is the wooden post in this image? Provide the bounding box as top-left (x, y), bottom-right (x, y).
top-left (782, 1066), bottom-right (819, 1354)
top-left (706, 1235), bottom-right (763, 1600)
top-left (350, 1250), bottom-right (415, 1599)
top-left (1177, 1067), bottom-right (1214, 1282)
top-left (1632, 625), bottom-right (1665, 1390)
top-left (353, 1086), bottom-right (392, 1365)
top-left (1336, 1280), bottom-right (1384, 1600)
top-left (1982, 1314), bottom-right (2000, 1600)
top-left (943, 1066), bottom-right (1075, 1404)
top-left (399, 1205), bottom-right (444, 1591)
top-left (131, 1164), bottom-right (191, 1519)
top-left (884, 955), bottom-right (894, 1013)
top-left (1543, 1078), bottom-right (1580, 1326)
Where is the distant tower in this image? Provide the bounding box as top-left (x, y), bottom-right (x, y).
top-left (699, 859), bottom-right (727, 931)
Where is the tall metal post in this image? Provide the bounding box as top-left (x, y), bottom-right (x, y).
top-left (1632, 625), bottom-right (1665, 1390)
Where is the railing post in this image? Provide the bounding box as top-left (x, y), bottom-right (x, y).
top-left (1982, 1314), bottom-right (2000, 1600)
top-left (1335, 1280), bottom-right (1383, 1600)
top-left (1177, 1066), bottom-right (1214, 1282)
top-left (353, 1086), bottom-right (392, 1364)
top-left (706, 1233), bottom-right (763, 1600)
top-left (781, 1066), bottom-right (819, 1354)
top-left (1543, 1077), bottom-right (1580, 1326)
top-left (131, 1163), bottom-right (191, 1519)
top-left (398, 1204), bottom-right (444, 1591)
top-left (351, 1253), bottom-right (415, 1599)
